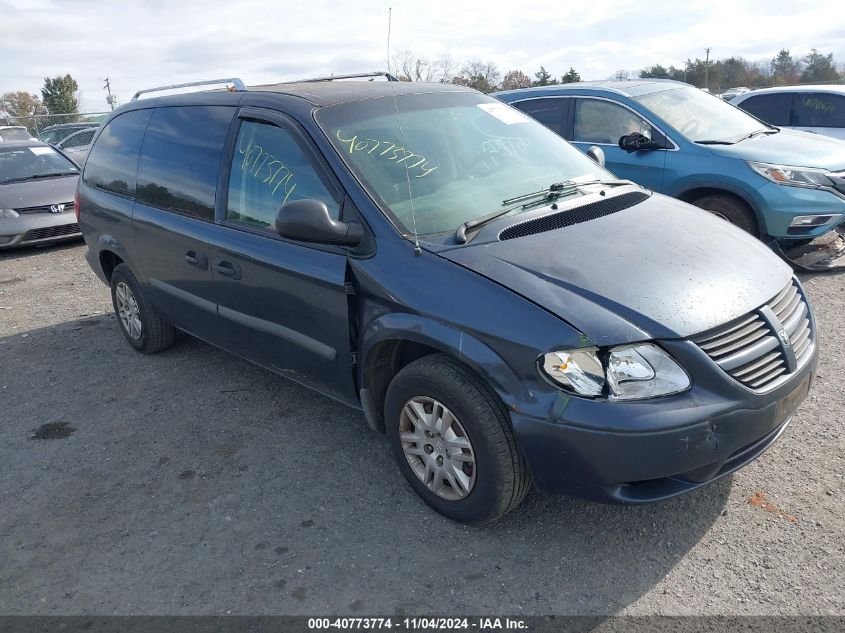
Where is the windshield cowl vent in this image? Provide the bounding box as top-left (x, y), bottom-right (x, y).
top-left (498, 191), bottom-right (649, 241)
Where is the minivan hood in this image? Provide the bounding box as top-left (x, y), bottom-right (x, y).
top-left (705, 128), bottom-right (845, 171)
top-left (441, 194), bottom-right (792, 345)
top-left (0, 174), bottom-right (78, 210)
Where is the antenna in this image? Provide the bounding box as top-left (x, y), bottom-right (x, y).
top-left (386, 7), bottom-right (421, 257)
top-left (386, 7), bottom-right (392, 75)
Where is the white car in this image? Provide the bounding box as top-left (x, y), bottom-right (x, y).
top-left (732, 85), bottom-right (845, 140)
top-left (720, 87), bottom-right (750, 101)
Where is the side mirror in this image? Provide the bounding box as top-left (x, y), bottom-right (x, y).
top-left (585, 146), bottom-right (605, 167)
top-left (276, 199), bottom-right (364, 247)
top-left (619, 132), bottom-right (662, 153)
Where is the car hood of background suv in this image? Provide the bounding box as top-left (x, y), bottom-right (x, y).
top-left (441, 193), bottom-right (793, 346)
top-left (0, 174), bottom-right (79, 210)
top-left (705, 128), bottom-right (845, 171)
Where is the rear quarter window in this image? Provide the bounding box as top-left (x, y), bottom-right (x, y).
top-left (83, 109), bottom-right (152, 195)
top-left (135, 106), bottom-right (234, 221)
top-left (737, 94), bottom-right (793, 126)
top-left (793, 93), bottom-right (845, 128)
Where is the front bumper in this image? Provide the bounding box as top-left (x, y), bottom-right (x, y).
top-left (0, 211), bottom-right (81, 249)
top-left (511, 345), bottom-right (817, 503)
top-left (755, 181), bottom-right (845, 239)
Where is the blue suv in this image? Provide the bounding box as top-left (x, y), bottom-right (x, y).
top-left (496, 80), bottom-right (845, 241)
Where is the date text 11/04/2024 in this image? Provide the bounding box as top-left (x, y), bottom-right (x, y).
top-left (307, 617), bottom-right (528, 631)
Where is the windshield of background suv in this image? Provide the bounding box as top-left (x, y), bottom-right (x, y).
top-left (316, 91), bottom-right (614, 235)
top-left (635, 86), bottom-right (769, 143)
top-left (0, 145), bottom-right (79, 184)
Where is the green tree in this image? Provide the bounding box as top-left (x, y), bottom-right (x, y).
top-left (532, 66), bottom-right (556, 86)
top-left (41, 74), bottom-right (80, 115)
top-left (801, 49), bottom-right (840, 83)
top-left (560, 67), bottom-right (581, 83)
top-left (453, 60), bottom-right (501, 93)
top-left (771, 49), bottom-right (800, 85)
top-left (639, 64), bottom-right (671, 79)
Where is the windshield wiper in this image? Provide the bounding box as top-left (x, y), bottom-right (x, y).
top-left (699, 129), bottom-right (776, 145)
top-left (455, 178), bottom-right (633, 243)
top-left (28, 172), bottom-right (78, 179)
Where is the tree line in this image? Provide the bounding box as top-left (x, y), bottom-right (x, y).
top-left (391, 47), bottom-right (842, 94)
top-left (0, 74), bottom-right (82, 132)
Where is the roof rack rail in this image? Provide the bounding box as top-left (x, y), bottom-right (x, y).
top-left (131, 78), bottom-right (246, 101)
top-left (289, 71), bottom-right (399, 83)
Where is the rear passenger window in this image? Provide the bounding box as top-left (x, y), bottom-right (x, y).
top-left (793, 93), bottom-right (845, 128)
top-left (83, 109), bottom-right (151, 195)
top-left (136, 106), bottom-right (234, 221)
top-left (226, 120), bottom-right (340, 230)
top-left (738, 94), bottom-right (793, 126)
top-left (514, 98), bottom-right (567, 135)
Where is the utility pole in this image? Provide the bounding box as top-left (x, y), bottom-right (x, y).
top-left (103, 77), bottom-right (116, 111)
top-left (704, 48), bottom-right (711, 90)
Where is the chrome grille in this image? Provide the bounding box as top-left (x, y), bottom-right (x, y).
top-left (17, 202), bottom-right (73, 214)
top-left (693, 279), bottom-right (814, 392)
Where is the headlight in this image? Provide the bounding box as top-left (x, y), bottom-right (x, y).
top-left (541, 343), bottom-right (690, 401)
top-left (748, 162), bottom-right (835, 189)
top-left (0, 208), bottom-right (20, 218)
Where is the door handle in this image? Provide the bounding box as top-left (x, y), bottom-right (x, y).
top-left (214, 260), bottom-right (242, 279)
top-left (184, 250), bottom-right (208, 269)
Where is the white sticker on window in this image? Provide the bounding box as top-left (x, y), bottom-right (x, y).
top-left (477, 102), bottom-right (531, 125)
top-left (29, 146), bottom-right (55, 156)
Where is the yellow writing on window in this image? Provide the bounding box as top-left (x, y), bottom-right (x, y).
top-left (238, 133), bottom-right (297, 206)
top-left (336, 130), bottom-right (438, 177)
top-left (802, 98), bottom-right (836, 114)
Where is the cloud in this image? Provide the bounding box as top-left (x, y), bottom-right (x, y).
top-left (0, 0), bottom-right (843, 112)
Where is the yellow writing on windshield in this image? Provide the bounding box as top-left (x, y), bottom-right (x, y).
top-left (238, 133), bottom-right (297, 206)
top-left (336, 130), bottom-right (438, 177)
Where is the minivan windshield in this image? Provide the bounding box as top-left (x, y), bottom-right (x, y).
top-left (316, 91), bottom-right (614, 235)
top-left (635, 86), bottom-right (771, 143)
top-left (0, 145), bottom-right (79, 184)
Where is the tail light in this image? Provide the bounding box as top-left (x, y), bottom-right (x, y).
top-left (74, 192), bottom-right (80, 223)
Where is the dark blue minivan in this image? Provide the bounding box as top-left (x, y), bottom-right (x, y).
top-left (77, 77), bottom-right (817, 523)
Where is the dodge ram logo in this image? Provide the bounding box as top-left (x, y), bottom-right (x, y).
top-left (49, 204), bottom-right (65, 214)
top-left (777, 329), bottom-right (791, 347)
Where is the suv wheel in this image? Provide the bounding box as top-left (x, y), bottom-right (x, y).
top-left (110, 263), bottom-right (176, 354)
top-left (692, 193), bottom-right (758, 235)
top-left (385, 354), bottom-right (531, 524)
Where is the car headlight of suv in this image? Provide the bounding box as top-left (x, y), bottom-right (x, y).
top-left (0, 208), bottom-right (20, 218)
top-left (541, 343), bottom-right (690, 401)
top-left (748, 162), bottom-right (836, 189)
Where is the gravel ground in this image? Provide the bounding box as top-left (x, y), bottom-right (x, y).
top-left (0, 240), bottom-right (843, 616)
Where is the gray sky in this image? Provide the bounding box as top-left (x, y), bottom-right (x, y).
top-left (1, 0), bottom-right (844, 112)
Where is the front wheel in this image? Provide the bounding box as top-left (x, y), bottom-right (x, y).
top-left (385, 354), bottom-right (531, 524)
top-left (692, 193), bottom-right (758, 235)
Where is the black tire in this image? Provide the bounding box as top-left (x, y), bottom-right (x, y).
top-left (110, 263), bottom-right (176, 354)
top-left (692, 193), bottom-right (758, 235)
top-left (385, 354), bottom-right (531, 525)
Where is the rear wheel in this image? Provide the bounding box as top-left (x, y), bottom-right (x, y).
top-left (110, 263), bottom-right (176, 354)
top-left (385, 354), bottom-right (531, 525)
top-left (691, 193), bottom-right (758, 235)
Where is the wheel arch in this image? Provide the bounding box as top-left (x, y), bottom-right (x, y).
top-left (358, 314), bottom-right (523, 434)
top-left (94, 233), bottom-right (132, 282)
top-left (674, 183), bottom-right (766, 237)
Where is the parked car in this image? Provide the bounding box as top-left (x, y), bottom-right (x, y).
top-left (496, 80), bottom-right (845, 241)
top-left (79, 77), bottom-right (816, 524)
top-left (38, 121), bottom-right (100, 145)
top-left (55, 127), bottom-right (97, 165)
top-left (720, 87), bottom-right (751, 101)
top-left (731, 85), bottom-right (845, 141)
top-left (0, 141), bottom-right (81, 248)
top-left (0, 126), bottom-right (35, 142)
